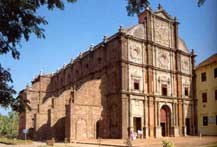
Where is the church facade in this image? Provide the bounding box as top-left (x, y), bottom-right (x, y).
top-left (18, 5), bottom-right (197, 141)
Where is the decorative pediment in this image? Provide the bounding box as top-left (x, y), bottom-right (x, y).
top-left (154, 4), bottom-right (173, 20)
top-left (158, 75), bottom-right (170, 84)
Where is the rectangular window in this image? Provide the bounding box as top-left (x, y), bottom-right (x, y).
top-left (37, 104), bottom-right (40, 113)
top-left (98, 57), bottom-right (102, 64)
top-left (52, 98), bottom-right (54, 108)
top-left (214, 68), bottom-right (217, 78)
top-left (134, 80), bottom-right (140, 90)
top-left (216, 115), bottom-right (217, 125)
top-left (215, 90), bottom-right (217, 100)
top-left (162, 84), bottom-right (167, 96)
top-left (32, 118), bottom-right (35, 128)
top-left (184, 87), bottom-right (189, 96)
top-left (202, 93), bottom-right (207, 103)
top-left (201, 72), bottom-right (206, 82)
top-left (203, 116), bottom-right (208, 126)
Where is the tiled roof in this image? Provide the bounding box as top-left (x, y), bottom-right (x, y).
top-left (196, 53), bottom-right (217, 69)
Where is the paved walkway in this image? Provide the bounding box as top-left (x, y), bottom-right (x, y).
top-left (0, 136), bottom-right (216, 147)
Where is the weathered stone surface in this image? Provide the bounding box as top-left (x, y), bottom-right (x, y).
top-left (18, 5), bottom-right (196, 141)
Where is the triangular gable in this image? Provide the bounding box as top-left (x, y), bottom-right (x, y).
top-left (154, 10), bottom-right (173, 20)
top-left (154, 4), bottom-right (173, 20)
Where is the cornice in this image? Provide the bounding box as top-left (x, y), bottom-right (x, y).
top-left (120, 90), bottom-right (194, 101)
top-left (121, 59), bottom-right (192, 77)
top-left (125, 32), bottom-right (192, 57)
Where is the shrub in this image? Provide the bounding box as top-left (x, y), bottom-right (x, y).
top-left (162, 139), bottom-right (175, 147)
top-left (64, 137), bottom-right (69, 144)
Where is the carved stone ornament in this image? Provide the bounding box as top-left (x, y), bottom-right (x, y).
top-left (130, 46), bottom-right (141, 59)
top-left (154, 19), bottom-right (169, 47)
top-left (132, 100), bottom-right (143, 115)
top-left (181, 58), bottom-right (189, 72)
top-left (158, 51), bottom-right (169, 69)
top-left (158, 76), bottom-right (170, 83)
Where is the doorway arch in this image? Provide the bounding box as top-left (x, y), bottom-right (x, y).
top-left (160, 105), bottom-right (171, 137)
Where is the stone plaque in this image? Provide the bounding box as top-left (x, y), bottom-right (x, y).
top-left (154, 19), bottom-right (170, 47)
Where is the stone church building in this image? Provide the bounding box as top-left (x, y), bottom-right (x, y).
top-left (18, 5), bottom-right (197, 141)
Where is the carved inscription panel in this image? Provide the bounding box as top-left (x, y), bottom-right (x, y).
top-left (154, 18), bottom-right (170, 47)
top-left (131, 99), bottom-right (143, 116)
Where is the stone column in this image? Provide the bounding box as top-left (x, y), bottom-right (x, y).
top-left (176, 103), bottom-right (179, 127)
top-left (173, 17), bottom-right (179, 49)
top-left (129, 96), bottom-right (133, 133)
top-left (33, 113), bottom-right (37, 140)
top-left (171, 102), bottom-right (174, 136)
top-left (190, 103), bottom-right (193, 135)
top-left (178, 101), bottom-right (183, 136)
top-left (182, 102), bottom-right (186, 136)
top-left (148, 97), bottom-right (155, 137)
top-left (143, 97), bottom-right (149, 138)
top-left (155, 101), bottom-right (161, 138)
top-left (191, 49), bottom-right (197, 135)
top-left (65, 102), bottom-right (74, 142)
top-left (144, 8), bottom-right (152, 41)
top-left (172, 102), bottom-right (179, 137)
top-left (121, 94), bottom-right (129, 139)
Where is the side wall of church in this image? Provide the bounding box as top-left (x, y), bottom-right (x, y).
top-left (19, 36), bottom-right (123, 141)
top-left (19, 8), bottom-right (197, 141)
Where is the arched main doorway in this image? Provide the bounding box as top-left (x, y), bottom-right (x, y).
top-left (160, 105), bottom-right (171, 137)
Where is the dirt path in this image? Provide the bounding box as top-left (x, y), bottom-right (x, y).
top-left (0, 136), bottom-right (216, 147)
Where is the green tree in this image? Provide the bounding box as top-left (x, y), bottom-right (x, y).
top-left (0, 65), bottom-right (16, 107)
top-left (126, 0), bottom-right (206, 16)
top-left (7, 111), bottom-right (19, 138)
top-left (0, 114), bottom-right (8, 137)
top-left (0, 0), bottom-right (206, 112)
top-left (0, 0), bottom-right (76, 111)
top-left (0, 111), bottom-right (19, 138)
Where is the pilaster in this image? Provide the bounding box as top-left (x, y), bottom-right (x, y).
top-left (155, 100), bottom-right (162, 138)
top-left (121, 94), bottom-right (129, 139)
top-left (148, 97), bottom-right (155, 137)
top-left (191, 49), bottom-right (197, 135)
top-left (143, 97), bottom-right (149, 138)
top-left (65, 102), bottom-right (74, 142)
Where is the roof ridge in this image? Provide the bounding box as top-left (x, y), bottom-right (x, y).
top-left (196, 53), bottom-right (217, 69)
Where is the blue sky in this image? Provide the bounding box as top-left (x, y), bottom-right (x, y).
top-left (0, 0), bottom-right (217, 115)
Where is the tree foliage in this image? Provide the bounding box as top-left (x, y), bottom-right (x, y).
top-left (12, 96), bottom-right (31, 113)
top-left (0, 111), bottom-right (19, 138)
top-left (126, 0), bottom-right (149, 16)
top-left (0, 0), bottom-right (76, 112)
top-left (0, 0), bottom-right (206, 112)
top-left (126, 0), bottom-right (206, 16)
top-left (0, 65), bottom-right (16, 107)
top-left (0, 64), bottom-right (30, 112)
top-left (0, 0), bottom-right (76, 59)
top-left (197, 0), bottom-right (206, 7)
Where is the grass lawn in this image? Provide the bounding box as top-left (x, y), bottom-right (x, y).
top-left (0, 137), bottom-right (32, 145)
top-left (207, 145), bottom-right (217, 147)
